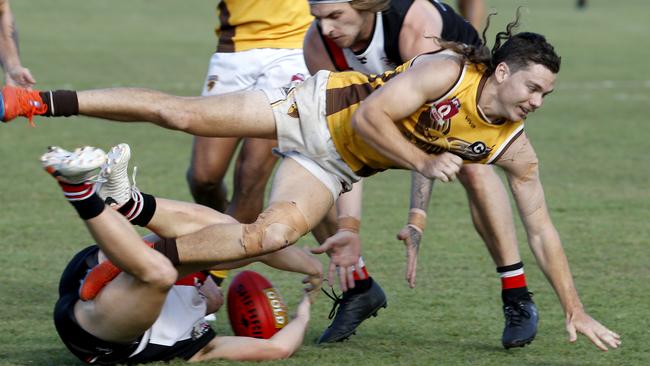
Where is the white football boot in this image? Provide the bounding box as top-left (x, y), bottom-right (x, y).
top-left (97, 143), bottom-right (135, 207)
top-left (41, 146), bottom-right (107, 184)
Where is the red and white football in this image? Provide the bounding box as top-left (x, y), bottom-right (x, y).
top-left (226, 270), bottom-right (288, 339)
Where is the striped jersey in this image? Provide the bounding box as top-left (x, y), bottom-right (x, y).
top-left (325, 57), bottom-right (524, 176)
top-left (215, 0), bottom-right (313, 52)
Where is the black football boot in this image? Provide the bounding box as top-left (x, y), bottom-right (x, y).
top-left (502, 292), bottom-right (539, 349)
top-left (316, 277), bottom-right (387, 344)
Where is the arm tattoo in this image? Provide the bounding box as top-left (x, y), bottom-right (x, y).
top-left (408, 227), bottom-right (422, 252)
top-left (409, 171), bottom-right (434, 210)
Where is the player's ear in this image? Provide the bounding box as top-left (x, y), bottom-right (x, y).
top-left (494, 62), bottom-right (511, 84)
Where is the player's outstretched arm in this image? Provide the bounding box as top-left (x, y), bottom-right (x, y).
top-left (396, 171), bottom-right (433, 288)
top-left (498, 134), bottom-right (621, 351)
top-left (189, 295), bottom-right (311, 361)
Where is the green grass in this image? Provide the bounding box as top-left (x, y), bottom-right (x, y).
top-left (1, 0), bottom-right (650, 365)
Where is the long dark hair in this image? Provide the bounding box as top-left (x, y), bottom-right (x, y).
top-left (436, 7), bottom-right (561, 75)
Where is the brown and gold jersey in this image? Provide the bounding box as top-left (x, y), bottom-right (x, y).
top-left (325, 59), bottom-right (524, 177)
top-left (215, 0), bottom-right (312, 52)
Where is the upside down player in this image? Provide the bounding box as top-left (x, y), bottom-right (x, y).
top-left (304, 0), bottom-right (537, 347)
top-left (2, 17), bottom-right (621, 351)
top-left (46, 144), bottom-right (321, 364)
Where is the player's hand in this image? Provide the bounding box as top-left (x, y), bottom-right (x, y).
top-left (5, 66), bottom-right (36, 88)
top-left (396, 224), bottom-right (422, 288)
top-left (419, 152), bottom-right (462, 182)
top-left (566, 310), bottom-right (621, 351)
top-left (311, 230), bottom-right (362, 292)
top-left (302, 247), bottom-right (323, 303)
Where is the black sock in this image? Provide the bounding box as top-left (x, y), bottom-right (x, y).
top-left (70, 193), bottom-right (105, 220)
top-left (39, 90), bottom-right (79, 117)
top-left (118, 192), bottom-right (156, 226)
top-left (153, 237), bottom-right (180, 265)
top-left (502, 287), bottom-right (531, 303)
top-left (497, 262), bottom-right (531, 303)
top-left (57, 181), bottom-right (105, 220)
top-left (346, 277), bottom-right (373, 295)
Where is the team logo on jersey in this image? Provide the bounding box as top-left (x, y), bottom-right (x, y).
top-left (412, 97), bottom-right (492, 161)
top-left (192, 320), bottom-right (211, 340)
top-left (430, 98), bottom-right (461, 128)
top-left (206, 75), bottom-right (219, 92)
top-left (290, 73), bottom-right (305, 84)
top-left (287, 103), bottom-right (299, 118)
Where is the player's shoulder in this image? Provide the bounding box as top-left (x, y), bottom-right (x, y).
top-left (411, 51), bottom-right (464, 78)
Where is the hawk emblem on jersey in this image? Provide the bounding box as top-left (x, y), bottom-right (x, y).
top-left (287, 103), bottom-right (299, 118)
top-left (411, 97), bottom-right (492, 161)
top-left (206, 75), bottom-right (219, 92)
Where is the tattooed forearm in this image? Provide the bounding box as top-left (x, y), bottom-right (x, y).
top-left (409, 171), bottom-right (434, 210)
top-left (407, 227), bottom-right (422, 252)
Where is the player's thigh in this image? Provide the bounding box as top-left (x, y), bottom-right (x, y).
top-left (268, 157), bottom-right (335, 230)
top-left (74, 273), bottom-right (169, 343)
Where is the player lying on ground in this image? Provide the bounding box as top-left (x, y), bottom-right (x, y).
top-left (44, 144), bottom-right (321, 364)
top-left (2, 24), bottom-right (620, 351)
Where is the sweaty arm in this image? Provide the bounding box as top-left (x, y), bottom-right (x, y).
top-left (498, 134), bottom-right (620, 351)
top-left (352, 54), bottom-right (463, 180)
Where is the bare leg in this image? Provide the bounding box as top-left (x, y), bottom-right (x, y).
top-left (77, 88), bottom-right (277, 139)
top-left (311, 204), bottom-right (338, 244)
top-left (229, 138), bottom-right (279, 223)
top-left (187, 136), bottom-right (240, 212)
top-left (145, 197), bottom-right (238, 239)
top-left (173, 158), bottom-right (334, 264)
top-left (74, 208), bottom-right (178, 343)
top-left (458, 164), bottom-right (521, 266)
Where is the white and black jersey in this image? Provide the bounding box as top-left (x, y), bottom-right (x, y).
top-left (319, 0), bottom-right (481, 73)
top-left (54, 246), bottom-right (216, 365)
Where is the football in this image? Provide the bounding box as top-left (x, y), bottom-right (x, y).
top-left (226, 270), bottom-right (289, 339)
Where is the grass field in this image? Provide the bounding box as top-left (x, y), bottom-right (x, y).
top-left (1, 0), bottom-right (650, 365)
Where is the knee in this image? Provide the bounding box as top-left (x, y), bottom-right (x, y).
top-left (138, 259), bottom-right (178, 292)
top-left (156, 104), bottom-right (196, 133)
top-left (459, 165), bottom-right (495, 191)
top-left (241, 201), bottom-right (310, 256)
top-left (186, 165), bottom-right (224, 191)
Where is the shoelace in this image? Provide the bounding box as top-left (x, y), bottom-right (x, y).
top-left (14, 88), bottom-right (48, 126)
top-left (322, 287), bottom-right (343, 320)
top-left (129, 166), bottom-right (141, 201)
top-left (504, 301), bottom-right (532, 327)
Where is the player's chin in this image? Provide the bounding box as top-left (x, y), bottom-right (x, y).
top-left (333, 36), bottom-right (352, 48)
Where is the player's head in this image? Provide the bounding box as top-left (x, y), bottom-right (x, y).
top-left (489, 31), bottom-right (560, 121)
top-left (309, 0), bottom-right (389, 49)
top-left (438, 8), bottom-right (561, 121)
